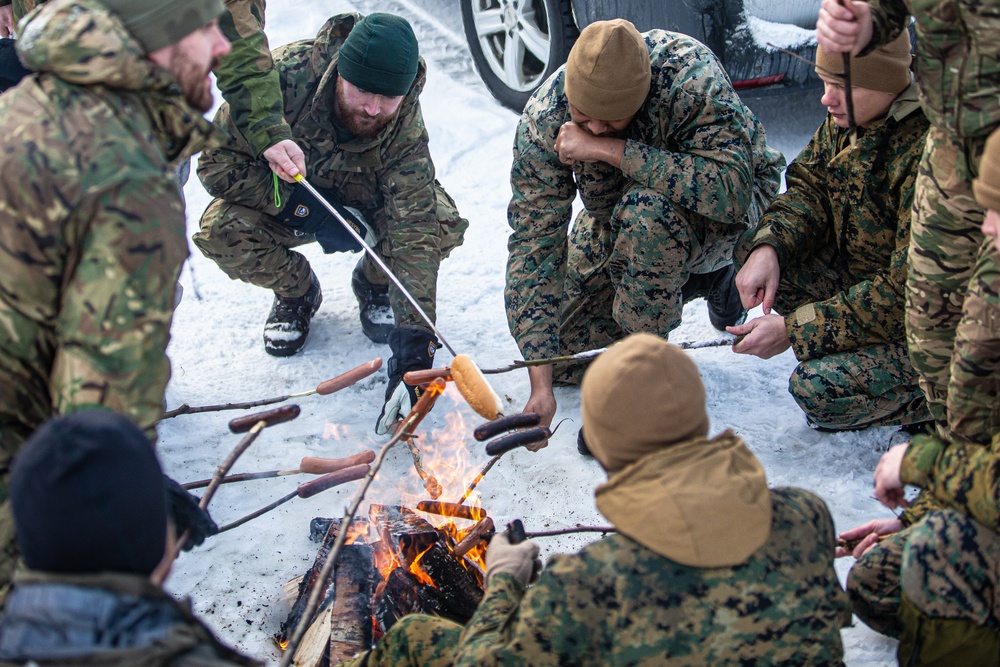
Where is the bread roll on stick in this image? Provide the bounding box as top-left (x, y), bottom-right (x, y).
top-left (450, 354), bottom-right (504, 420)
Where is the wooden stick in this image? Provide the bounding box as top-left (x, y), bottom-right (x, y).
top-left (161, 358), bottom-right (382, 419)
top-left (181, 451), bottom-right (376, 490)
top-left (455, 454), bottom-right (502, 504)
top-left (278, 379), bottom-right (447, 667)
top-left (526, 526), bottom-right (615, 539)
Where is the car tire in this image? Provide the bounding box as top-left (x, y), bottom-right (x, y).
top-left (461, 0), bottom-right (578, 113)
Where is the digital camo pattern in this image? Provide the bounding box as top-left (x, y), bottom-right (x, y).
top-left (737, 88), bottom-right (930, 428)
top-left (0, 0), bottom-right (218, 595)
top-left (866, 0), bottom-right (1000, 145)
top-left (906, 129), bottom-right (1000, 445)
top-left (505, 29), bottom-right (784, 361)
top-left (196, 13), bottom-right (467, 331)
top-left (347, 488), bottom-right (850, 667)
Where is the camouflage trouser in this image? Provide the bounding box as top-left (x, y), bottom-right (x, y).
top-left (848, 510), bottom-right (1000, 653)
top-left (907, 128), bottom-right (1000, 445)
top-left (0, 420), bottom-right (33, 606)
top-left (554, 184), bottom-right (741, 384)
top-left (192, 184), bottom-right (467, 330)
top-left (339, 614), bottom-right (460, 667)
top-left (738, 234), bottom-right (929, 429)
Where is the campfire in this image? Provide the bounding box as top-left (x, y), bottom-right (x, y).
top-left (277, 501), bottom-right (492, 665)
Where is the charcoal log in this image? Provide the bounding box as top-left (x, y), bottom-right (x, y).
top-left (369, 504), bottom-right (439, 569)
top-left (328, 545), bottom-right (376, 663)
top-left (373, 567), bottom-right (448, 634)
top-left (416, 541), bottom-right (484, 623)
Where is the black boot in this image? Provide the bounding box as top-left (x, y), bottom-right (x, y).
top-left (577, 428), bottom-right (593, 457)
top-left (682, 264), bottom-right (746, 331)
top-left (263, 272), bottom-right (322, 357)
top-left (351, 258), bottom-right (394, 345)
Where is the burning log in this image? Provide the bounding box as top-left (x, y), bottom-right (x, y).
top-left (415, 501), bottom-right (486, 522)
top-left (373, 568), bottom-right (448, 634)
top-left (452, 517), bottom-right (495, 558)
top-left (369, 504), bottom-right (439, 570)
top-left (412, 542), bottom-right (483, 622)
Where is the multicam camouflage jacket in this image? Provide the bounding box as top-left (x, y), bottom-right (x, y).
top-left (453, 488), bottom-right (850, 666)
top-left (0, 570), bottom-right (260, 666)
top-left (901, 432), bottom-right (1000, 531)
top-left (198, 12), bottom-right (449, 329)
top-left (505, 30), bottom-right (785, 360)
top-left (5, 0), bottom-right (289, 158)
top-left (865, 0), bottom-right (1000, 145)
top-left (745, 84), bottom-right (930, 362)
top-left (0, 0), bottom-right (218, 454)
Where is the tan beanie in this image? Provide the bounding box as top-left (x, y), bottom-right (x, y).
top-left (815, 30), bottom-right (912, 94)
top-left (581, 333), bottom-right (710, 472)
top-left (974, 129), bottom-right (1000, 211)
top-left (565, 19), bottom-right (651, 121)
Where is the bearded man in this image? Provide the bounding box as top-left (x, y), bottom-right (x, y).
top-left (194, 12), bottom-right (468, 435)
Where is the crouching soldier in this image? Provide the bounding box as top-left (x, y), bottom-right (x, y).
top-left (0, 410), bottom-right (255, 666)
top-left (193, 12), bottom-right (468, 435)
top-left (342, 333), bottom-right (851, 666)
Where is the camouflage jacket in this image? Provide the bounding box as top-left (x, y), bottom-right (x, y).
top-left (506, 30), bottom-right (785, 360)
top-left (901, 432), bottom-right (1000, 531)
top-left (0, 0), bottom-right (218, 454)
top-left (6, 0), bottom-right (289, 158)
top-left (746, 84), bottom-right (929, 361)
top-left (0, 570), bottom-right (259, 666)
top-left (865, 0), bottom-right (1000, 146)
top-left (454, 488), bottom-right (850, 666)
top-left (199, 13), bottom-right (448, 328)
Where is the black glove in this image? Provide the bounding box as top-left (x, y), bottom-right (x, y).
top-left (278, 185), bottom-right (376, 253)
top-left (0, 39), bottom-right (30, 93)
top-left (376, 327), bottom-right (438, 435)
top-left (163, 475), bottom-right (218, 551)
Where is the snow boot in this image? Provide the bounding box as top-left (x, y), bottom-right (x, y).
top-left (351, 258), bottom-right (394, 345)
top-left (577, 428), bottom-right (593, 458)
top-left (263, 272), bottom-right (322, 357)
top-left (682, 264), bottom-right (746, 330)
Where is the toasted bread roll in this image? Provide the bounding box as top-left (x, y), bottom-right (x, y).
top-left (451, 354), bottom-right (503, 420)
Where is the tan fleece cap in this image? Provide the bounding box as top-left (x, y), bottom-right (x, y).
top-left (581, 333), bottom-right (709, 473)
top-left (815, 30), bottom-right (912, 94)
top-left (974, 128), bottom-right (1000, 211)
top-left (565, 19), bottom-right (651, 121)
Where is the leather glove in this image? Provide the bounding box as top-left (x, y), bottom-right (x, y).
top-left (376, 327), bottom-right (437, 435)
top-left (485, 531), bottom-right (541, 587)
top-left (163, 475), bottom-right (218, 551)
top-left (278, 185), bottom-right (376, 253)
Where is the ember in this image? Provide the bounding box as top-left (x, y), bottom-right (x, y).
top-left (278, 504), bottom-right (489, 666)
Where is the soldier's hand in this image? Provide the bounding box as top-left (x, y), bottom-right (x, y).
top-left (264, 139), bottom-right (307, 183)
top-left (485, 531), bottom-right (541, 587)
top-left (0, 5), bottom-right (13, 38)
top-left (735, 245), bottom-right (779, 313)
top-left (728, 314), bottom-right (790, 359)
top-left (836, 518), bottom-right (902, 559)
top-left (524, 366), bottom-right (556, 431)
top-left (163, 475), bottom-right (218, 551)
top-left (555, 122), bottom-right (624, 166)
top-left (816, 0), bottom-right (873, 56)
top-left (874, 443), bottom-right (909, 510)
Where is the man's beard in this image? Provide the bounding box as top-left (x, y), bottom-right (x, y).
top-left (334, 83), bottom-right (397, 139)
top-left (169, 47), bottom-right (218, 112)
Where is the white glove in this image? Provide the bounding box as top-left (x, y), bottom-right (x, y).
top-left (375, 378), bottom-right (414, 436)
top-left (485, 531), bottom-right (541, 587)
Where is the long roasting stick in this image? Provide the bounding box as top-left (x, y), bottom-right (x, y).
top-left (278, 379), bottom-right (447, 667)
top-left (181, 451), bottom-right (376, 490)
top-left (162, 358), bottom-right (382, 419)
top-left (836, 0), bottom-right (858, 145)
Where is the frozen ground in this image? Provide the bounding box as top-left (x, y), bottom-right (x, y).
top-left (160, 2), bottom-right (898, 664)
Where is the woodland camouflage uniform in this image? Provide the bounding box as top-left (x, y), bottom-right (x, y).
top-left (194, 12), bottom-right (467, 331)
top-left (0, 571), bottom-right (260, 667)
top-left (863, 0), bottom-right (1000, 445)
top-left (735, 83), bottom-right (931, 430)
top-left (346, 485), bottom-right (850, 667)
top-left (0, 0), bottom-right (218, 600)
top-left (505, 30), bottom-right (784, 370)
top-left (847, 432), bottom-right (1000, 663)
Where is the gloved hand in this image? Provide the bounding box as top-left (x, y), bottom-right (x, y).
top-left (376, 327), bottom-right (438, 435)
top-left (485, 531), bottom-right (541, 587)
top-left (278, 185), bottom-right (376, 253)
top-left (163, 475), bottom-right (218, 551)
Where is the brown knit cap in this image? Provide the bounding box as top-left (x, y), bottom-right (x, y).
top-left (974, 129), bottom-right (1000, 211)
top-left (581, 333), bottom-right (710, 472)
top-left (815, 30), bottom-right (912, 94)
top-left (565, 19), bottom-right (651, 121)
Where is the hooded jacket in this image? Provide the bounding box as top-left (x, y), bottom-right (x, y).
top-left (0, 0), bottom-right (218, 456)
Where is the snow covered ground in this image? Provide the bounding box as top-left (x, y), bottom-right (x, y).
top-left (161, 2), bottom-right (898, 664)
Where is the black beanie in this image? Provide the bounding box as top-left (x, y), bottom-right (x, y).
top-left (10, 410), bottom-right (168, 576)
top-left (338, 13), bottom-right (419, 97)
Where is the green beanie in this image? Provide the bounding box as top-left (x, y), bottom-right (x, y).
top-left (338, 13), bottom-right (419, 97)
top-left (100, 0), bottom-right (226, 54)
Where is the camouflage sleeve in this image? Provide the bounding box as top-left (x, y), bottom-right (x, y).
top-left (618, 56), bottom-right (759, 225)
top-left (216, 0), bottom-right (293, 158)
top-left (505, 83), bottom-right (576, 360)
top-left (375, 100), bottom-right (446, 328)
top-left (900, 433), bottom-right (1000, 531)
top-left (197, 101), bottom-right (279, 213)
top-left (861, 0), bottom-right (911, 54)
